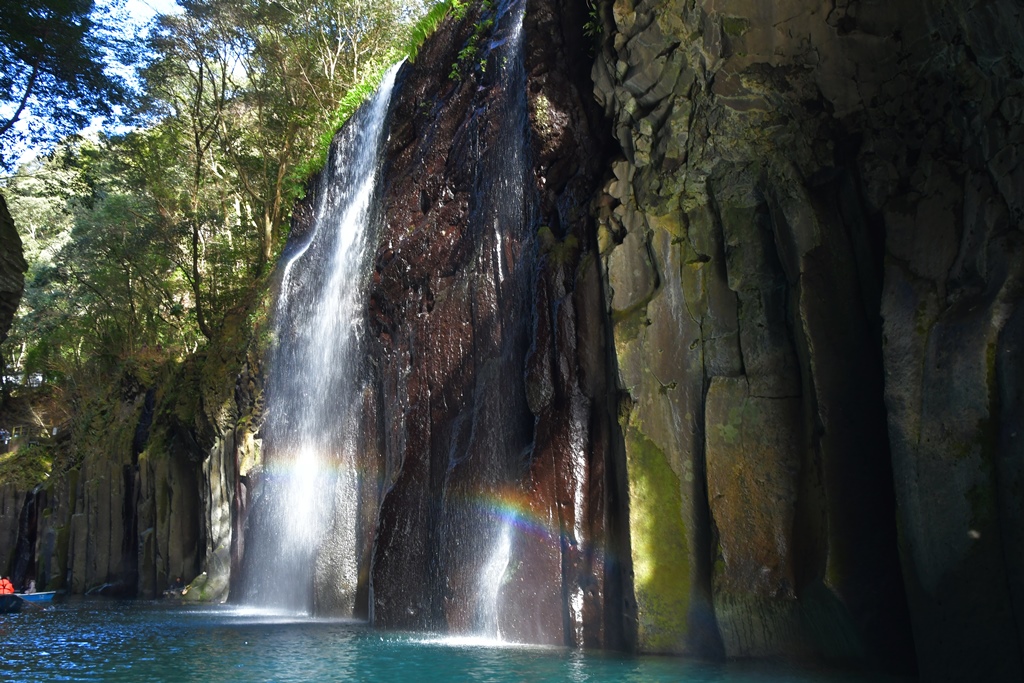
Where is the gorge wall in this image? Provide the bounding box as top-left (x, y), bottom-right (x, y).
top-left (0, 306), bottom-right (261, 603)
top-left (591, 0), bottom-right (1022, 678)
top-left (362, 0), bottom-right (623, 646)
top-left (1, 1), bottom-right (1022, 681)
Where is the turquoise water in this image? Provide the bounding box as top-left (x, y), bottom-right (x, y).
top-left (1, 600), bottom-right (903, 682)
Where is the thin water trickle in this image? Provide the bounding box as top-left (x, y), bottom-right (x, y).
top-left (467, 0), bottom-right (530, 639)
top-left (478, 524), bottom-right (512, 638)
top-left (239, 62), bottom-right (403, 615)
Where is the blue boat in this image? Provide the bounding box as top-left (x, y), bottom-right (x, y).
top-left (0, 591), bottom-right (56, 613)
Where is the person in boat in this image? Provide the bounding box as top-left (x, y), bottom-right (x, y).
top-left (0, 577), bottom-right (13, 594)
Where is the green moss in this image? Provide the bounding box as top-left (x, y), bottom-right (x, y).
top-left (623, 424), bottom-right (692, 653)
top-left (0, 442), bottom-right (53, 488)
top-left (646, 211), bottom-right (687, 241)
top-left (537, 225), bottom-right (580, 266)
top-left (722, 16), bottom-right (750, 37)
top-left (612, 305), bottom-right (648, 351)
top-left (716, 401), bottom-right (762, 446)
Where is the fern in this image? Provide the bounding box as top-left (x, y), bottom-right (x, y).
top-left (405, 0), bottom-right (457, 62)
top-left (289, 1), bottom-right (464, 197)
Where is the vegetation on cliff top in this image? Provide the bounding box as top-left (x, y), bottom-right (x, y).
top-left (0, 0), bottom-right (455, 487)
top-left (0, 441), bottom-right (53, 488)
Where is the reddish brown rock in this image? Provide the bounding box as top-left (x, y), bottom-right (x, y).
top-left (367, 0), bottom-right (620, 646)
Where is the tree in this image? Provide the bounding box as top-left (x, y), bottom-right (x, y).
top-left (141, 0), bottom-right (411, 281)
top-left (168, 0), bottom-right (409, 271)
top-left (2, 0), bottom-right (437, 388)
top-left (142, 8), bottom-right (240, 338)
top-left (4, 136), bottom-right (201, 383)
top-left (0, 0), bottom-right (135, 170)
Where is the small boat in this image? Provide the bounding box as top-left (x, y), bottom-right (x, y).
top-left (0, 594), bottom-right (25, 614)
top-left (16, 591), bottom-right (56, 603)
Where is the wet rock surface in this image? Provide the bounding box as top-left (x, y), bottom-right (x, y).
top-left (367, 0), bottom-right (622, 646)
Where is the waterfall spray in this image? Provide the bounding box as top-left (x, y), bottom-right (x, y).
top-left (239, 62), bottom-right (402, 614)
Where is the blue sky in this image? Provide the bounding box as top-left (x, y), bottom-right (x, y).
top-left (124, 0), bottom-right (182, 26)
top-left (1, 0), bottom-right (182, 168)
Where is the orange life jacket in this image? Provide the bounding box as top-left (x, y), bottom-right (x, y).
top-left (0, 578), bottom-right (13, 594)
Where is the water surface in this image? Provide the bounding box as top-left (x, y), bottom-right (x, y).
top-left (2, 601), bottom-right (904, 682)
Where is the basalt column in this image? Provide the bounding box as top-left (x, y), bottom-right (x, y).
top-left (594, 0), bottom-right (1023, 676)
top-left (593, 0), bottom-right (930, 669)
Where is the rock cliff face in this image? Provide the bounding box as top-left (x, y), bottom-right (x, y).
top-left (592, 0), bottom-right (1022, 677)
top-left (0, 310), bottom-right (262, 601)
top-left (0, 193), bottom-right (27, 349)
top-left (364, 0), bottom-right (625, 645)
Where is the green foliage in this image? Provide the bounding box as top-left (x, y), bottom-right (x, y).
top-left (404, 0), bottom-right (456, 62)
top-left (292, 1), bottom-right (462, 193)
top-left (449, 0), bottom-right (469, 20)
top-left (1, 0), bottom-right (448, 453)
top-left (3, 136), bottom-right (207, 383)
top-left (449, 5), bottom-right (495, 82)
top-left (0, 442), bottom-right (53, 488)
top-left (0, 0), bottom-right (137, 170)
top-left (583, 1), bottom-right (604, 52)
top-left (288, 58), bottom-right (402, 197)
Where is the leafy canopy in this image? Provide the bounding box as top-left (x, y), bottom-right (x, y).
top-left (0, 0), bottom-right (136, 170)
top-left (1, 0), bottom-right (455, 401)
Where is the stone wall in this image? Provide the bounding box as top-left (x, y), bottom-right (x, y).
top-left (0, 310), bottom-right (263, 600)
top-left (593, 0), bottom-right (1022, 676)
top-left (365, 0), bottom-right (625, 646)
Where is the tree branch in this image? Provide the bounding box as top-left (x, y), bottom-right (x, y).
top-left (0, 61), bottom-right (40, 140)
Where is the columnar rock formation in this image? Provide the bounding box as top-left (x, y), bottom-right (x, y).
top-left (0, 311), bottom-right (261, 602)
top-left (593, 0), bottom-right (1022, 677)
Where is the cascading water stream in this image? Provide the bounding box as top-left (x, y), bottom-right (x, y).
top-left (238, 62), bottom-right (402, 614)
top-left (468, 0), bottom-right (528, 641)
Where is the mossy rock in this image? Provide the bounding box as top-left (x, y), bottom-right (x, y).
top-left (0, 443), bottom-right (52, 488)
top-left (623, 424), bottom-right (692, 653)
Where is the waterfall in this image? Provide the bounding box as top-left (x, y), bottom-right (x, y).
top-left (238, 62), bottom-right (402, 614)
top-left (466, 0), bottom-right (529, 640)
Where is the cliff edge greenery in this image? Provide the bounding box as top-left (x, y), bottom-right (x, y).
top-left (0, 0), bottom-right (453, 479)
